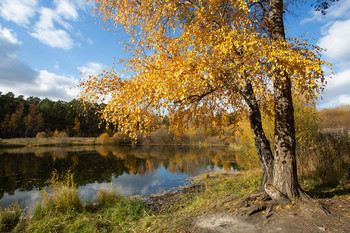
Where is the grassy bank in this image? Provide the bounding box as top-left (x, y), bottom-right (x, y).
top-left (0, 137), bottom-right (99, 148)
top-left (2, 168), bottom-right (348, 233)
top-left (1, 170), bottom-right (261, 232)
top-left (0, 136), bottom-right (230, 149)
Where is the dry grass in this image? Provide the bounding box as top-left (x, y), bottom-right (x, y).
top-left (37, 170), bottom-right (82, 215)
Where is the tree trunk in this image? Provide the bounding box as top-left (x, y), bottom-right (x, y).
top-left (272, 76), bottom-right (301, 198)
top-left (241, 81), bottom-right (274, 190)
top-left (269, 0), bottom-right (302, 199)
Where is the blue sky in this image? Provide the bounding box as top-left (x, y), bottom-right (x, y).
top-left (0, 0), bottom-right (349, 108)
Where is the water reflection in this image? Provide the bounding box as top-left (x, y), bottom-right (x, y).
top-left (0, 146), bottom-right (238, 208)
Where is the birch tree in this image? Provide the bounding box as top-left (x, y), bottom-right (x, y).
top-left (80, 0), bottom-right (330, 199)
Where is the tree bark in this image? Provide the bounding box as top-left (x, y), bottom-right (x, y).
top-left (241, 81), bottom-right (274, 190)
top-left (272, 76), bottom-right (301, 198)
top-left (269, 0), bottom-right (301, 198)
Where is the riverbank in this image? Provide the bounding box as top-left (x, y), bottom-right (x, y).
top-left (0, 137), bottom-right (231, 149)
top-left (0, 137), bottom-right (99, 148)
top-left (1, 169), bottom-right (349, 232)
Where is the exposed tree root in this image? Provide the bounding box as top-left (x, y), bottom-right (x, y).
top-left (297, 188), bottom-right (331, 216)
top-left (264, 184), bottom-right (291, 204)
top-left (235, 191), bottom-right (274, 218)
top-left (236, 191), bottom-right (271, 209)
top-left (235, 184), bottom-right (331, 220)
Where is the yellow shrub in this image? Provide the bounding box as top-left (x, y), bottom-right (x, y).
top-left (97, 133), bottom-right (111, 144)
top-left (112, 132), bottom-right (131, 145)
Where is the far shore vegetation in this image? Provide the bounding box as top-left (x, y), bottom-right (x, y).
top-left (1, 92), bottom-right (350, 153)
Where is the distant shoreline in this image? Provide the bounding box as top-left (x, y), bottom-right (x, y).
top-left (0, 137), bottom-right (232, 149)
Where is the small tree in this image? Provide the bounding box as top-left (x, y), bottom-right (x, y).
top-left (24, 104), bottom-right (44, 137)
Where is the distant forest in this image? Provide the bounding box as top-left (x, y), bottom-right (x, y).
top-left (1, 91), bottom-right (350, 140)
top-left (0, 92), bottom-right (109, 138)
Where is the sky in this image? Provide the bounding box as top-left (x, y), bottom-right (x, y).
top-left (0, 0), bottom-right (349, 108)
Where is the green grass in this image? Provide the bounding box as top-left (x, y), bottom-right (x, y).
top-left (38, 170), bottom-right (83, 215)
top-left (1, 170), bottom-right (261, 233)
top-left (0, 202), bottom-right (21, 232)
top-left (141, 170), bottom-right (261, 232)
top-left (0, 137), bottom-right (99, 148)
top-left (97, 187), bottom-right (122, 208)
top-left (22, 196), bottom-right (151, 233)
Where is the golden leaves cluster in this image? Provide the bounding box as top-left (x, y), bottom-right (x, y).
top-left (80, 0), bottom-right (331, 137)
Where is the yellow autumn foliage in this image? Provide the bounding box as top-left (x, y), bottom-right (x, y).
top-left (79, 0), bottom-right (331, 138)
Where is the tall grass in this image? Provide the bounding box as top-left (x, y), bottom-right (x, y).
top-left (233, 103), bottom-right (350, 188)
top-left (97, 186), bottom-right (122, 208)
top-left (297, 132), bottom-right (350, 188)
top-left (35, 170), bottom-right (82, 217)
top-left (0, 202), bottom-right (21, 232)
top-left (26, 182), bottom-right (152, 232)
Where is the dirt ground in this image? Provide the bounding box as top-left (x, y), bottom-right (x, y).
top-left (193, 195), bottom-right (350, 233)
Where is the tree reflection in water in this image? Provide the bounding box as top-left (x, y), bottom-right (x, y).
top-left (0, 146), bottom-right (238, 207)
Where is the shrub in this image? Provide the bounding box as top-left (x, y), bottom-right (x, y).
top-left (36, 131), bottom-right (47, 138)
top-left (97, 133), bottom-right (111, 144)
top-left (112, 132), bottom-right (131, 145)
top-left (146, 126), bottom-right (175, 145)
top-left (189, 129), bottom-right (206, 144)
top-left (179, 133), bottom-right (191, 144)
top-left (205, 135), bottom-right (224, 146)
top-left (53, 130), bottom-right (68, 138)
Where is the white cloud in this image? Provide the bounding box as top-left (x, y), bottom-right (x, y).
top-left (0, 0), bottom-right (38, 26)
top-left (320, 94), bottom-right (350, 108)
top-left (71, 0), bottom-right (93, 11)
top-left (301, 0), bottom-right (350, 24)
top-left (34, 70), bottom-right (79, 100)
top-left (1, 0), bottom-right (92, 50)
top-left (31, 27), bottom-right (75, 50)
top-left (322, 0), bottom-right (350, 20)
top-left (29, 0), bottom-right (91, 50)
top-left (319, 68), bottom-right (350, 108)
top-left (29, 7), bottom-right (75, 50)
top-left (325, 68), bottom-right (350, 94)
top-left (0, 25), bottom-right (37, 83)
top-left (0, 25), bottom-right (21, 46)
top-left (0, 25), bottom-right (22, 59)
top-left (331, 95), bottom-right (350, 105)
top-left (55, 0), bottom-right (78, 21)
top-left (0, 25), bottom-right (79, 101)
top-left (78, 62), bottom-right (105, 76)
top-left (337, 95), bottom-right (350, 105)
top-left (87, 38), bottom-right (94, 45)
top-left (318, 19), bottom-right (350, 60)
top-left (0, 69), bottom-right (80, 101)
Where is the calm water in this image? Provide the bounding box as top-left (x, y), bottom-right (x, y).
top-left (0, 145), bottom-right (238, 208)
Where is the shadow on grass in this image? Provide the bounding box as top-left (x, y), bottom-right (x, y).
top-left (306, 185), bottom-right (350, 199)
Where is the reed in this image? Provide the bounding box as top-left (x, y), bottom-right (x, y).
top-left (0, 202), bottom-right (21, 232)
top-left (96, 186), bottom-right (122, 208)
top-left (35, 170), bottom-right (82, 216)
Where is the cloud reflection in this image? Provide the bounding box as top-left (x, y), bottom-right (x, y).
top-left (0, 188), bottom-right (42, 210)
top-left (0, 146), bottom-right (238, 208)
top-left (78, 166), bottom-right (178, 202)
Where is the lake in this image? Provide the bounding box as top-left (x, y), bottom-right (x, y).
top-left (0, 145), bottom-right (238, 209)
